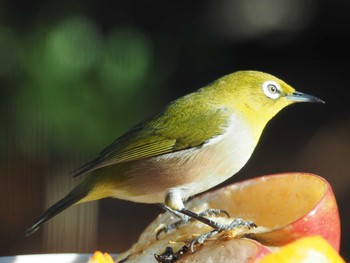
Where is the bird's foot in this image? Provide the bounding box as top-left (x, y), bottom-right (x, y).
top-left (156, 217), bottom-right (190, 239)
top-left (180, 208), bottom-right (256, 231)
top-left (156, 205), bottom-right (229, 239)
top-left (188, 217), bottom-right (257, 251)
top-left (189, 229), bottom-right (219, 252)
top-left (156, 204), bottom-right (191, 239)
top-left (212, 217), bottom-right (257, 231)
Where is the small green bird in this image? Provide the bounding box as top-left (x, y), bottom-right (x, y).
top-left (26, 70), bottom-right (324, 236)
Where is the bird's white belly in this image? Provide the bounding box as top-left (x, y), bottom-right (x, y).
top-left (113, 115), bottom-right (257, 204)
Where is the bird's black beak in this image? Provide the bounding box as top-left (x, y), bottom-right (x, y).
top-left (286, 91), bottom-right (325, 104)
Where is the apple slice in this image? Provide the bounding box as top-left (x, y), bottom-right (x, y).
top-left (231, 173), bottom-right (340, 251)
top-left (115, 173), bottom-right (340, 262)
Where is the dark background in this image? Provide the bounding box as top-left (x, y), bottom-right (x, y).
top-left (1, 0), bottom-right (349, 261)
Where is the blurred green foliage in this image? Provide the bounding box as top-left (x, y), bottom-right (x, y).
top-left (0, 27), bottom-right (19, 75)
top-left (2, 15), bottom-right (162, 155)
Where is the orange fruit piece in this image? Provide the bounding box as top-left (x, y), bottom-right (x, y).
top-left (88, 251), bottom-right (115, 263)
top-left (258, 235), bottom-right (344, 263)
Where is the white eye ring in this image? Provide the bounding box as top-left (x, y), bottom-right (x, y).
top-left (262, 81), bottom-right (281, 100)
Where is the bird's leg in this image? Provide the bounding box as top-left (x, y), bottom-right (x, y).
top-left (156, 204), bottom-right (191, 239)
top-left (159, 204), bottom-right (229, 221)
top-left (156, 204), bottom-right (229, 238)
top-left (158, 203), bottom-right (190, 221)
top-left (179, 208), bottom-right (256, 251)
top-left (180, 208), bottom-right (256, 231)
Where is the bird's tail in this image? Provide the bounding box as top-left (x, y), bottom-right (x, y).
top-left (25, 184), bottom-right (88, 236)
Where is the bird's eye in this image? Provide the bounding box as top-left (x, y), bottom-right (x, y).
top-left (262, 81), bottom-right (281, 100)
top-left (268, 84), bottom-right (277, 93)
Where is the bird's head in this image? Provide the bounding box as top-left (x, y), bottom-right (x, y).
top-left (212, 70), bottom-right (324, 132)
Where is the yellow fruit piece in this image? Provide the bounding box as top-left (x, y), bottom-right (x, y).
top-left (258, 236), bottom-right (344, 263)
top-left (88, 251), bottom-right (115, 263)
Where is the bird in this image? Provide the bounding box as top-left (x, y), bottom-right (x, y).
top-left (25, 70), bottom-right (324, 236)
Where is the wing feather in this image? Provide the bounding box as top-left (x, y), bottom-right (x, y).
top-left (72, 93), bottom-right (232, 177)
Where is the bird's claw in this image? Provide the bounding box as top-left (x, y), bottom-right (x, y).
top-left (156, 208), bottom-right (229, 239)
top-left (155, 217), bottom-right (256, 261)
top-left (189, 218), bottom-right (257, 252)
top-left (189, 229), bottom-right (219, 252)
top-left (156, 219), bottom-right (188, 239)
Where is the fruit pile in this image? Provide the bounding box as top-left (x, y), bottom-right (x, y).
top-left (89, 173), bottom-right (344, 263)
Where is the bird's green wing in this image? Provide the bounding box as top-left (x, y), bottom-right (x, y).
top-left (72, 95), bottom-right (232, 177)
